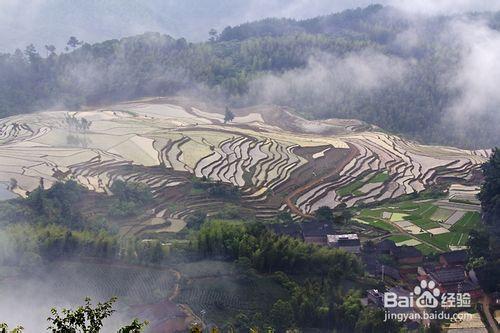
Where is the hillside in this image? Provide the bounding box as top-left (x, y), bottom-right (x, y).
top-left (0, 98), bottom-right (489, 230)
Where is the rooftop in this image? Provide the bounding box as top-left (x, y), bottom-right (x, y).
top-left (392, 245), bottom-right (422, 259)
top-left (429, 267), bottom-right (465, 285)
top-left (267, 223), bottom-right (301, 238)
top-left (301, 221), bottom-right (338, 237)
top-left (440, 250), bottom-right (467, 265)
top-left (374, 239), bottom-right (397, 253)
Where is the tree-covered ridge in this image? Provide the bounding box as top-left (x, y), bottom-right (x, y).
top-left (218, 4), bottom-right (406, 42)
top-left (1, 5), bottom-right (499, 147)
top-left (479, 147), bottom-right (500, 227)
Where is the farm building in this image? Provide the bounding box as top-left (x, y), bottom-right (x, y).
top-left (428, 267), bottom-right (465, 289)
top-left (488, 292), bottom-right (500, 307)
top-left (439, 250), bottom-right (467, 267)
top-left (301, 222), bottom-right (338, 245)
top-left (365, 260), bottom-right (401, 281)
top-left (374, 239), bottom-right (397, 254)
top-left (267, 223), bottom-right (302, 238)
top-left (417, 264), bottom-right (483, 302)
top-left (390, 246), bottom-right (423, 265)
top-left (367, 289), bottom-right (384, 307)
top-left (327, 234), bottom-right (361, 254)
top-left (367, 288), bottom-right (420, 330)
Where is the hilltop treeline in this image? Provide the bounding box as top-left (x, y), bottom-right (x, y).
top-left (1, 5), bottom-right (500, 147)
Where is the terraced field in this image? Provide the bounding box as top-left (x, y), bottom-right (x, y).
top-left (173, 260), bottom-right (287, 324)
top-left (0, 97), bottom-right (490, 227)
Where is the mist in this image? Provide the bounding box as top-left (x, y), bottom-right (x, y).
top-left (240, 9), bottom-right (500, 147)
top-left (442, 18), bottom-right (500, 130)
top-left (0, 263), bottom-right (133, 331)
top-left (247, 50), bottom-right (411, 113)
top-left (2, 0), bottom-right (500, 53)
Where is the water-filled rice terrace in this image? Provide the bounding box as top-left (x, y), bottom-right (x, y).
top-left (0, 97), bottom-right (490, 226)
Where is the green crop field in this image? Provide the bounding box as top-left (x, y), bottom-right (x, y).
top-left (356, 216), bottom-right (398, 232)
top-left (390, 213), bottom-right (410, 222)
top-left (358, 209), bottom-right (382, 219)
top-left (430, 208), bottom-right (454, 221)
top-left (416, 231), bottom-right (467, 251)
top-left (337, 179), bottom-right (365, 197)
top-left (450, 212), bottom-right (481, 233)
top-left (415, 243), bottom-right (435, 255)
top-left (358, 199), bottom-right (481, 254)
top-left (406, 216), bottom-right (441, 230)
top-left (368, 172), bottom-right (389, 183)
top-left (388, 235), bottom-right (413, 243)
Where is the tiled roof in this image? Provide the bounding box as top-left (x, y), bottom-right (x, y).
top-left (429, 267), bottom-right (465, 284)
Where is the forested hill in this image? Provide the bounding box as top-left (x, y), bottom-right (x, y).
top-left (218, 4), bottom-right (405, 42)
top-left (1, 5), bottom-right (500, 148)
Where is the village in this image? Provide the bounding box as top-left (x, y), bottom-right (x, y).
top-left (268, 187), bottom-right (500, 332)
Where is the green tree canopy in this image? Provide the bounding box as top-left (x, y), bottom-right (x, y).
top-left (479, 147), bottom-right (500, 227)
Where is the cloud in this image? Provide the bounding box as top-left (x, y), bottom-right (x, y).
top-left (249, 50), bottom-right (411, 111)
top-left (439, 18), bottom-right (500, 131)
top-left (387, 0), bottom-right (500, 15)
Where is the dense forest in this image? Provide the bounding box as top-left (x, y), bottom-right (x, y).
top-left (467, 149), bottom-right (500, 298)
top-left (1, 5), bottom-right (500, 147)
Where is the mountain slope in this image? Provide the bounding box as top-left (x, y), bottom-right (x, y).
top-left (0, 98), bottom-right (489, 225)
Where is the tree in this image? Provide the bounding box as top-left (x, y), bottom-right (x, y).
top-left (333, 203), bottom-right (351, 224)
top-left (8, 178), bottom-right (17, 190)
top-left (467, 229), bottom-right (490, 260)
top-left (269, 299), bottom-right (294, 330)
top-left (355, 307), bottom-right (400, 333)
top-left (0, 324), bottom-right (24, 333)
top-left (276, 211), bottom-right (293, 224)
top-left (315, 206), bottom-right (333, 224)
top-left (67, 36), bottom-right (83, 50)
top-left (224, 107), bottom-right (234, 123)
top-left (45, 45), bottom-right (56, 57)
top-left (117, 320), bottom-right (148, 333)
top-left (337, 291), bottom-right (362, 330)
top-left (479, 147), bottom-right (500, 226)
top-left (208, 29), bottom-right (218, 42)
top-left (48, 297), bottom-right (147, 332)
top-left (24, 44), bottom-right (40, 63)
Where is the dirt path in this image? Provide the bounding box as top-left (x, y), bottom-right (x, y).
top-left (168, 269), bottom-right (181, 301)
top-left (284, 143), bottom-right (358, 218)
top-left (167, 268), bottom-right (205, 329)
top-left (480, 296), bottom-right (499, 333)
